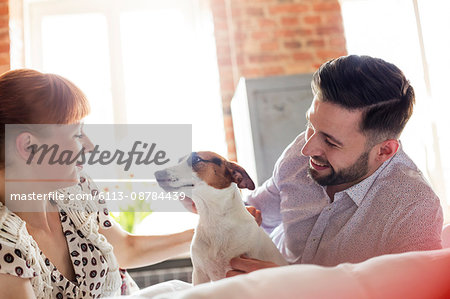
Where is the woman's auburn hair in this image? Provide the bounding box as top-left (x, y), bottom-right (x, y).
top-left (0, 68), bottom-right (91, 169)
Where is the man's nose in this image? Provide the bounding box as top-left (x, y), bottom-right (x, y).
top-left (301, 134), bottom-right (323, 157)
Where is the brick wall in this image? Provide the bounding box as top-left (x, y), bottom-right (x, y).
top-left (0, 0), bottom-right (346, 160)
top-left (210, 0), bottom-right (347, 160)
top-left (0, 0), bottom-right (9, 74)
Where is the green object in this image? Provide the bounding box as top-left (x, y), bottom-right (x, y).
top-left (110, 201), bottom-right (152, 233)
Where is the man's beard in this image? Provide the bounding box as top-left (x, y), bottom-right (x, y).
top-left (308, 151), bottom-right (370, 186)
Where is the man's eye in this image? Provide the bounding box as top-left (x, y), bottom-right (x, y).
top-left (325, 139), bottom-right (337, 147)
top-left (74, 134), bottom-right (84, 138)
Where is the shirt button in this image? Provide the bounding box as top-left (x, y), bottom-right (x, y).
top-left (312, 238), bottom-right (316, 242)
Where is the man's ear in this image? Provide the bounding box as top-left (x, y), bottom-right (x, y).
top-left (226, 161), bottom-right (255, 190)
top-left (375, 139), bottom-right (399, 163)
top-left (15, 132), bottom-right (36, 162)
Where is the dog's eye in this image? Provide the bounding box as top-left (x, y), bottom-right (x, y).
top-left (192, 155), bottom-right (202, 165)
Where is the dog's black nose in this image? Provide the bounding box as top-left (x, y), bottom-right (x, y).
top-left (154, 170), bottom-right (166, 182)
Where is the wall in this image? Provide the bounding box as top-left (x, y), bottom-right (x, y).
top-left (0, 0), bottom-right (9, 74)
top-left (1, 0), bottom-right (347, 160)
top-left (209, 0), bottom-right (347, 160)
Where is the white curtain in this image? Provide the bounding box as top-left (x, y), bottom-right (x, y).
top-left (340, 0), bottom-right (450, 221)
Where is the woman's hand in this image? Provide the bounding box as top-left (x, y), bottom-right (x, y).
top-left (180, 196), bottom-right (197, 213)
top-left (246, 206), bottom-right (262, 226)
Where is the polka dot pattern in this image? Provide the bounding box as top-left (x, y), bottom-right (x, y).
top-left (103, 220), bottom-right (112, 228)
top-left (0, 173), bottom-right (128, 298)
top-left (4, 253), bottom-right (14, 263)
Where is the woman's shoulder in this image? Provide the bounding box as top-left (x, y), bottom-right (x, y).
top-left (0, 204), bottom-right (36, 279)
top-left (0, 203), bottom-right (26, 245)
top-left (0, 242), bottom-right (36, 278)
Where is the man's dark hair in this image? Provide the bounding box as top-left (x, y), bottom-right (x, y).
top-left (311, 55), bottom-right (415, 142)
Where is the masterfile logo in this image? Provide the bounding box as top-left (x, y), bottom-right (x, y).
top-left (4, 124), bottom-right (192, 212)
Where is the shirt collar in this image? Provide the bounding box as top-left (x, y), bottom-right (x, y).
top-left (335, 145), bottom-right (401, 206)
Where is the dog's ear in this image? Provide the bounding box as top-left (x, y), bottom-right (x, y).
top-left (226, 161), bottom-right (255, 190)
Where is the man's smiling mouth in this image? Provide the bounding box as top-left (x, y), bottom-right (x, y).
top-left (310, 159), bottom-right (330, 170)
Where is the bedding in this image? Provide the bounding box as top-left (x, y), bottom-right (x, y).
top-left (107, 248), bottom-right (450, 299)
top-left (157, 249), bottom-right (450, 299)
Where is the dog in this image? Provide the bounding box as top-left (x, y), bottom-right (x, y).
top-left (155, 151), bottom-right (288, 285)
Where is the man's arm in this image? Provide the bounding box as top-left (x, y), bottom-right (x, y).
top-left (246, 176), bottom-right (282, 234)
top-left (387, 198), bottom-right (443, 253)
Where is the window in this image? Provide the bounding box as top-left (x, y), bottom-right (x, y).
top-left (341, 0), bottom-right (450, 221)
top-left (24, 0), bottom-right (226, 231)
top-left (25, 0), bottom-right (226, 154)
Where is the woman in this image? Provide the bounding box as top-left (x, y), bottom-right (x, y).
top-left (0, 69), bottom-right (194, 298)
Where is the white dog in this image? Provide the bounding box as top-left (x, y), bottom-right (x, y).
top-left (155, 151), bottom-right (288, 285)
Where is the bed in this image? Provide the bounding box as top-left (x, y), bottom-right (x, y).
top-left (108, 226), bottom-right (450, 299)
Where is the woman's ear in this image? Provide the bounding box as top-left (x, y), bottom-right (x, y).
top-left (375, 139), bottom-right (399, 163)
top-left (15, 132), bottom-right (36, 163)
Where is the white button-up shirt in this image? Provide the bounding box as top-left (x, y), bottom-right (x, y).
top-left (247, 132), bottom-right (443, 266)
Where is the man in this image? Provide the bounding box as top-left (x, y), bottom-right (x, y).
top-left (228, 55), bottom-right (443, 276)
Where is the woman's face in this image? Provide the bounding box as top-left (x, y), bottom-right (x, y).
top-left (26, 123), bottom-right (94, 189)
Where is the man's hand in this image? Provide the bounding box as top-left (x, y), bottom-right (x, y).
top-left (226, 255), bottom-right (279, 277)
top-left (246, 206), bottom-right (262, 226)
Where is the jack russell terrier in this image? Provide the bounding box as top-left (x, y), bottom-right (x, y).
top-left (155, 151), bottom-right (288, 285)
